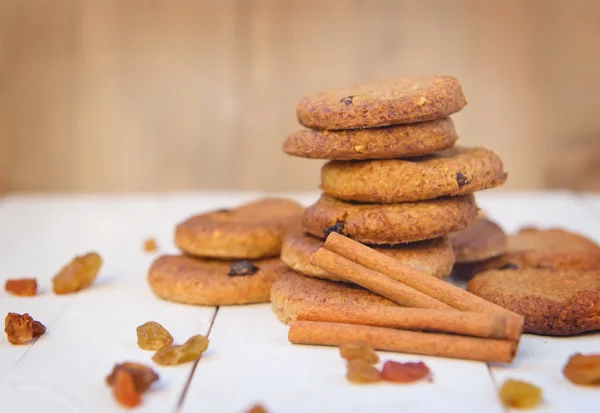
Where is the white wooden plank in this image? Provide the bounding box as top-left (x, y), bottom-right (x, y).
top-left (181, 304), bottom-right (504, 413)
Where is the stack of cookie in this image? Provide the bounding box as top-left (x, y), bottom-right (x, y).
top-left (148, 198), bottom-right (303, 306)
top-left (275, 75), bottom-right (507, 323)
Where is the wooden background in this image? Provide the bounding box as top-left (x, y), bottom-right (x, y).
top-left (1, 0), bottom-right (599, 193)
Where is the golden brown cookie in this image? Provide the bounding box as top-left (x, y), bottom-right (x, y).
top-left (320, 147), bottom-right (507, 203)
top-left (283, 117), bottom-right (458, 160)
top-left (449, 215), bottom-right (506, 263)
top-left (302, 194), bottom-right (477, 244)
top-left (174, 198), bottom-right (303, 259)
top-left (270, 271), bottom-right (397, 324)
top-left (466, 269), bottom-right (600, 336)
top-left (281, 232), bottom-right (454, 281)
top-left (296, 76), bottom-right (467, 130)
top-left (148, 255), bottom-right (288, 306)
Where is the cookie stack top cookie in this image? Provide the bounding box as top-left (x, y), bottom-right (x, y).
top-left (284, 75), bottom-right (507, 245)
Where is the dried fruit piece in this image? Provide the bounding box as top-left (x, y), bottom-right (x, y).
top-left (346, 359), bottom-right (381, 384)
top-left (245, 404), bottom-right (268, 413)
top-left (32, 321), bottom-right (46, 338)
top-left (143, 238), bottom-right (158, 253)
top-left (500, 262), bottom-right (519, 270)
top-left (563, 353), bottom-right (600, 385)
top-left (106, 362), bottom-right (159, 393)
top-left (339, 342), bottom-right (379, 364)
top-left (4, 313), bottom-right (45, 345)
top-left (52, 252), bottom-right (102, 294)
top-left (456, 172), bottom-right (471, 187)
top-left (4, 278), bottom-right (37, 296)
top-left (228, 260), bottom-right (259, 276)
top-left (112, 369), bottom-right (141, 408)
top-left (152, 334), bottom-right (209, 366)
top-left (499, 379), bottom-right (542, 409)
top-left (380, 361), bottom-right (430, 383)
top-left (323, 221), bottom-right (345, 238)
top-left (340, 95), bottom-right (355, 105)
top-left (136, 321), bottom-right (174, 350)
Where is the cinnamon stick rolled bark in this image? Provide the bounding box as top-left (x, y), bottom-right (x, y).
top-left (324, 232), bottom-right (514, 315)
top-left (310, 248), bottom-right (454, 310)
top-left (289, 321), bottom-right (518, 363)
top-left (296, 304), bottom-right (524, 341)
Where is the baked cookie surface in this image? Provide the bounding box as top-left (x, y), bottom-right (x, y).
top-left (449, 215), bottom-right (506, 263)
top-left (281, 232), bottom-right (454, 281)
top-left (270, 271), bottom-right (397, 324)
top-left (302, 194), bottom-right (478, 244)
top-left (174, 198), bottom-right (303, 259)
top-left (296, 75), bottom-right (467, 130)
top-left (283, 117), bottom-right (458, 160)
top-left (148, 255), bottom-right (288, 306)
top-left (321, 147), bottom-right (507, 203)
top-left (467, 269), bottom-right (600, 336)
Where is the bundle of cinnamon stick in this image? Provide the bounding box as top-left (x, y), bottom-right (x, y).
top-left (288, 232), bottom-right (524, 363)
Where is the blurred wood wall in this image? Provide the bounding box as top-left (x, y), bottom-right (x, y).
top-left (1, 0), bottom-right (599, 193)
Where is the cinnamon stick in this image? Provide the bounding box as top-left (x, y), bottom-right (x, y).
top-left (324, 232), bottom-right (514, 315)
top-left (289, 321), bottom-right (518, 363)
top-left (310, 248), bottom-right (454, 310)
top-left (296, 303), bottom-right (524, 341)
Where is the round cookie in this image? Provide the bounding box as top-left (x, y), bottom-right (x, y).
top-left (302, 194), bottom-right (478, 244)
top-left (449, 215), bottom-right (506, 263)
top-left (320, 147), bottom-right (507, 203)
top-left (174, 198), bottom-right (303, 259)
top-left (296, 75), bottom-right (467, 130)
top-left (270, 271), bottom-right (397, 324)
top-left (283, 117), bottom-right (458, 160)
top-left (466, 269), bottom-right (600, 336)
top-left (148, 255), bottom-right (288, 306)
top-left (281, 232), bottom-right (454, 281)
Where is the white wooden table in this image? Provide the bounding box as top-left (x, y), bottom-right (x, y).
top-left (0, 191), bottom-right (599, 413)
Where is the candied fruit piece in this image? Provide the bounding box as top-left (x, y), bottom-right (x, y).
top-left (136, 321), bottom-right (174, 350)
top-left (52, 252), bottom-right (102, 294)
top-left (106, 362), bottom-right (159, 393)
top-left (4, 278), bottom-right (37, 296)
top-left (380, 361), bottom-right (430, 383)
top-left (563, 353), bottom-right (600, 385)
top-left (346, 359), bottom-right (381, 384)
top-left (112, 369), bottom-right (141, 408)
top-left (152, 334), bottom-right (209, 366)
top-left (5, 312), bottom-right (33, 344)
top-left (499, 379), bottom-right (542, 409)
top-left (339, 342), bottom-right (379, 364)
top-left (32, 320), bottom-right (46, 338)
top-left (228, 260), bottom-right (259, 276)
top-left (143, 238), bottom-right (158, 253)
top-left (245, 404), bottom-right (268, 413)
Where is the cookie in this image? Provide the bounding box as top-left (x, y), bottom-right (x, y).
top-left (148, 255), bottom-right (288, 306)
top-left (283, 117), bottom-right (458, 160)
top-left (296, 75), bottom-right (467, 130)
top-left (174, 198), bottom-right (304, 259)
top-left (281, 232), bottom-right (454, 281)
top-left (466, 269), bottom-right (600, 336)
top-left (302, 194), bottom-right (477, 244)
top-left (449, 215), bottom-right (506, 263)
top-left (270, 271), bottom-right (397, 324)
top-left (320, 147), bottom-right (507, 203)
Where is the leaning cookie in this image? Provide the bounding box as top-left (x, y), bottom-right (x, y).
top-left (174, 198), bottom-right (303, 259)
top-left (281, 232), bottom-right (454, 281)
top-left (467, 269), bottom-right (600, 336)
top-left (449, 215), bottom-right (506, 263)
top-left (148, 255), bottom-right (288, 306)
top-left (271, 271), bottom-right (397, 324)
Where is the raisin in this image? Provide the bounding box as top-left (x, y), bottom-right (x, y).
top-left (563, 353), bottom-right (600, 385)
top-left (52, 252), bottom-right (102, 294)
top-left (456, 172), bottom-right (471, 188)
top-left (380, 361), bottom-right (430, 383)
top-left (152, 334), bottom-right (209, 366)
top-left (112, 369), bottom-right (141, 408)
top-left (346, 360), bottom-right (381, 384)
top-left (339, 342), bottom-right (379, 364)
top-left (106, 362), bottom-right (159, 393)
top-left (245, 404), bottom-right (268, 413)
top-left (500, 262), bottom-right (519, 270)
top-left (216, 208), bottom-right (230, 213)
top-left (32, 321), bottom-right (46, 338)
top-left (340, 95), bottom-right (355, 105)
top-left (323, 221), bottom-right (345, 238)
top-left (143, 238), bottom-right (158, 253)
top-left (499, 379), bottom-right (542, 409)
top-left (228, 260), bottom-right (259, 276)
top-left (136, 321), bottom-right (174, 350)
top-left (4, 278), bottom-right (37, 296)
